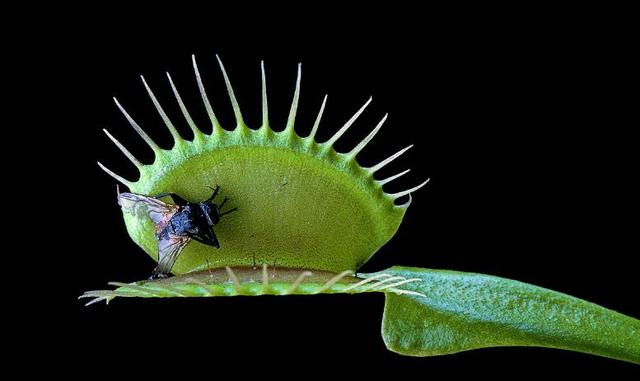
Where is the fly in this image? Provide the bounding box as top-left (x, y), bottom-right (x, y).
top-left (117, 185), bottom-right (237, 279)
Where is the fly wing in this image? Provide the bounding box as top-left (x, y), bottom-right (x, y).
top-left (117, 190), bottom-right (178, 231)
top-left (155, 234), bottom-right (191, 275)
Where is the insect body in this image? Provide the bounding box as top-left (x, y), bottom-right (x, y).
top-left (117, 186), bottom-right (237, 279)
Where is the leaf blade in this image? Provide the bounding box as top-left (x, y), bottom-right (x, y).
top-left (377, 266), bottom-right (640, 364)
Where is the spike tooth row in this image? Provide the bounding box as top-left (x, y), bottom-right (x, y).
top-left (82, 268), bottom-right (402, 302)
top-left (192, 54), bottom-right (222, 133)
top-left (324, 97), bottom-right (373, 147)
top-left (284, 63), bottom-right (302, 135)
top-left (216, 54), bottom-right (245, 128)
top-left (104, 57), bottom-right (428, 202)
top-left (140, 75), bottom-right (182, 143)
top-left (308, 95), bottom-right (328, 140)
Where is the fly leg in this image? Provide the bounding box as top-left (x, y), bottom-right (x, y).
top-left (205, 185), bottom-right (220, 203)
top-left (152, 192), bottom-right (189, 206)
top-left (220, 206), bottom-right (238, 216)
top-left (217, 197), bottom-right (238, 216)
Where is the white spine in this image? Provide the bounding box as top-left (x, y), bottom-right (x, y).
top-left (216, 54), bottom-right (244, 127)
top-left (324, 97), bottom-right (372, 147)
top-left (141, 75), bottom-right (182, 142)
top-left (192, 54), bottom-right (221, 130)
top-left (113, 97), bottom-right (161, 153)
top-left (348, 113), bottom-right (388, 158)
top-left (284, 63), bottom-right (302, 134)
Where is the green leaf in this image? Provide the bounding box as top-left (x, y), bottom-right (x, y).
top-left (103, 60), bottom-right (416, 276)
top-left (376, 266), bottom-right (640, 364)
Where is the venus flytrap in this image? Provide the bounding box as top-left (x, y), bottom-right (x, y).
top-left (82, 55), bottom-right (640, 365)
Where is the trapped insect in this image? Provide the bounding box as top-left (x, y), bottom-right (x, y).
top-left (117, 185), bottom-right (237, 279)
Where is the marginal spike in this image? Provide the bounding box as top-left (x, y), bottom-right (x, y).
top-left (84, 296), bottom-right (108, 306)
top-left (348, 113), bottom-right (388, 158)
top-left (287, 271), bottom-right (313, 294)
top-left (368, 144), bottom-right (413, 173)
top-left (107, 282), bottom-right (161, 297)
top-left (378, 169), bottom-right (411, 186)
top-left (97, 161), bottom-right (132, 188)
top-left (261, 60), bottom-right (268, 128)
top-left (396, 194), bottom-right (413, 209)
top-left (359, 276), bottom-right (406, 292)
top-left (102, 129), bottom-right (142, 168)
top-left (140, 75), bottom-right (182, 142)
top-left (389, 178), bottom-right (431, 199)
top-left (324, 97), bottom-right (372, 147)
top-left (316, 270), bottom-right (354, 294)
top-left (374, 278), bottom-right (422, 291)
top-left (342, 273), bottom-right (393, 292)
top-left (79, 291), bottom-right (110, 300)
top-left (225, 266), bottom-right (242, 293)
top-left (113, 97), bottom-right (161, 153)
top-left (262, 263), bottom-right (269, 293)
top-left (166, 72), bottom-right (201, 137)
top-left (192, 54), bottom-right (222, 131)
top-left (284, 63), bottom-right (302, 134)
top-left (308, 94), bottom-right (327, 140)
top-left (216, 54), bottom-right (245, 127)
top-left (107, 282), bottom-right (135, 287)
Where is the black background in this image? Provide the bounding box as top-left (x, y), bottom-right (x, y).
top-left (39, 5), bottom-right (638, 376)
